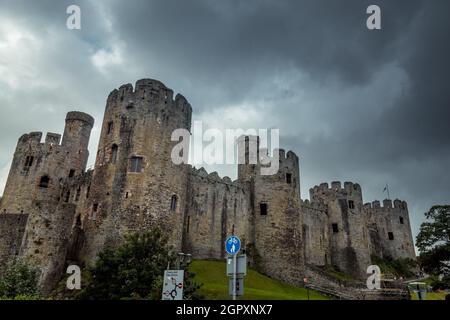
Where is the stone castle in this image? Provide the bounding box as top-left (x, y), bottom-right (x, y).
top-left (0, 79), bottom-right (416, 294)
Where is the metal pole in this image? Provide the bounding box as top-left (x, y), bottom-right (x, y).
top-left (233, 254), bottom-right (237, 300)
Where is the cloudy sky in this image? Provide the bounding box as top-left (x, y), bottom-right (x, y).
top-left (0, 0), bottom-right (449, 250)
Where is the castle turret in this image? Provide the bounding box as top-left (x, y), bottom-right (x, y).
top-left (238, 136), bottom-right (304, 285)
top-left (309, 181), bottom-right (371, 279)
top-left (365, 199), bottom-right (415, 260)
top-left (0, 112), bottom-right (93, 214)
top-left (79, 79), bottom-right (193, 263)
top-left (61, 111), bottom-right (94, 176)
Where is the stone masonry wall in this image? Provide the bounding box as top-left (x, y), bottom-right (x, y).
top-left (182, 167), bottom-right (251, 260)
top-left (0, 213), bottom-right (28, 270)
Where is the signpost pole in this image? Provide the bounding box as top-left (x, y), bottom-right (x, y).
top-left (233, 253), bottom-right (237, 300)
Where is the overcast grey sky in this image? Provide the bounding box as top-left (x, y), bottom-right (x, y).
top-left (0, 0), bottom-right (449, 249)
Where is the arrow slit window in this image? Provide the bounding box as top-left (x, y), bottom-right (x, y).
top-left (170, 195), bottom-right (178, 211)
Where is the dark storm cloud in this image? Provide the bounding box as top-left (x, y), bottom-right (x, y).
top-left (0, 0), bottom-right (449, 246)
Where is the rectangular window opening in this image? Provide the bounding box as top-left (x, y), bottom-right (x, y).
top-left (348, 200), bottom-right (355, 209)
top-left (388, 232), bottom-right (394, 240)
top-left (260, 203), bottom-right (268, 216)
top-left (129, 156), bottom-right (143, 173)
top-left (332, 223), bottom-right (339, 233)
top-left (286, 173), bottom-right (292, 184)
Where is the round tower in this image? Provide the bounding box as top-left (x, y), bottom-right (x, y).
top-left (61, 111), bottom-right (94, 176)
top-left (79, 79), bottom-right (192, 263)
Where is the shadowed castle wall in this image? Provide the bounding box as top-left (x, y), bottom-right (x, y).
top-left (309, 182), bottom-right (371, 278)
top-left (182, 167), bottom-right (251, 260)
top-left (0, 214), bottom-right (28, 268)
top-left (365, 199), bottom-right (416, 260)
top-left (301, 200), bottom-right (329, 266)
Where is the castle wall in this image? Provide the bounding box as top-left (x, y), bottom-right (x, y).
top-left (19, 200), bottom-right (76, 294)
top-left (182, 167), bottom-right (251, 260)
top-left (365, 199), bottom-right (416, 260)
top-left (309, 182), bottom-right (371, 278)
top-left (302, 200), bottom-right (329, 266)
top-left (0, 213), bottom-right (28, 270)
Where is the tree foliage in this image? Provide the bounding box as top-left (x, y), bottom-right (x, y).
top-left (416, 205), bottom-right (450, 277)
top-left (0, 257), bottom-right (40, 298)
top-left (78, 228), bottom-right (201, 300)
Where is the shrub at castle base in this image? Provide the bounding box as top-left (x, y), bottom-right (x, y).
top-left (77, 228), bottom-right (201, 300)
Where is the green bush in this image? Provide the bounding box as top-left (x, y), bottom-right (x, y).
top-left (371, 255), bottom-right (417, 278)
top-left (0, 257), bottom-right (40, 298)
top-left (77, 228), bottom-right (201, 300)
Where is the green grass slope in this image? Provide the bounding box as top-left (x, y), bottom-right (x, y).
top-left (189, 260), bottom-right (329, 300)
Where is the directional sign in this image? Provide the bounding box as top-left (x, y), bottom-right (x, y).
top-left (162, 270), bottom-right (184, 300)
top-left (225, 235), bottom-right (241, 255)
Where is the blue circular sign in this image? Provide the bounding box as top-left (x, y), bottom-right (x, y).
top-left (225, 235), bottom-right (241, 255)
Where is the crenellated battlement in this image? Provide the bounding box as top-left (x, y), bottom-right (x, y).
top-left (364, 199), bottom-right (408, 211)
top-left (189, 166), bottom-right (243, 188)
top-left (106, 79), bottom-right (192, 115)
top-left (309, 180), bottom-right (362, 201)
top-left (17, 131), bottom-right (64, 149)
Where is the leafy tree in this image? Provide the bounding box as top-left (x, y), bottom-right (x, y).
top-left (0, 257), bottom-right (40, 298)
top-left (416, 205), bottom-right (450, 278)
top-left (78, 228), bottom-right (201, 300)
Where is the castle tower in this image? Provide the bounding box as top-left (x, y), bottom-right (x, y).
top-left (364, 199), bottom-right (416, 260)
top-left (0, 112), bottom-right (93, 215)
top-left (309, 182), bottom-right (371, 278)
top-left (61, 111), bottom-right (94, 176)
top-left (238, 136), bottom-right (304, 285)
top-left (79, 79), bottom-right (192, 263)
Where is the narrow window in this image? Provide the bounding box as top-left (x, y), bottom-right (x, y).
top-left (91, 203), bottom-right (99, 220)
top-left (64, 191), bottom-right (70, 203)
top-left (129, 156), bottom-right (143, 173)
top-left (75, 187), bottom-right (81, 202)
top-left (399, 217), bottom-right (404, 224)
top-left (170, 195), bottom-right (178, 211)
top-left (69, 169), bottom-right (75, 178)
top-left (125, 192), bottom-right (129, 199)
top-left (107, 121), bottom-right (114, 135)
top-left (332, 223), bottom-right (339, 233)
top-left (286, 173), bottom-right (292, 184)
top-left (260, 203), bottom-right (268, 216)
top-left (86, 185), bottom-right (90, 199)
top-left (23, 156), bottom-right (34, 170)
top-left (388, 232), bottom-right (394, 240)
top-left (111, 144), bottom-right (118, 164)
top-left (39, 176), bottom-right (50, 188)
top-left (348, 200), bottom-right (355, 209)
